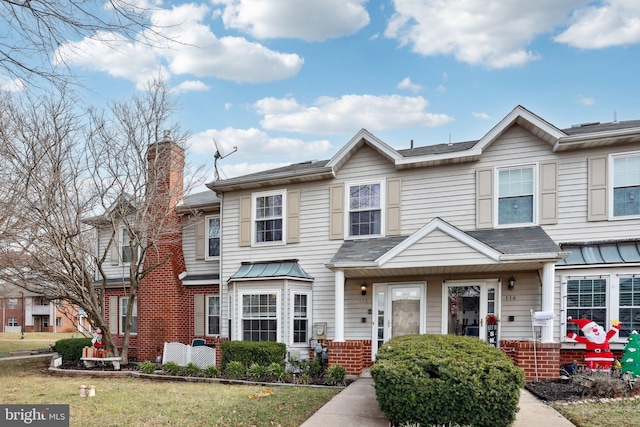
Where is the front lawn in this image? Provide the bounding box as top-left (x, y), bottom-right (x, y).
top-left (0, 332), bottom-right (78, 357)
top-left (553, 398), bottom-right (640, 427)
top-left (0, 358), bottom-right (339, 426)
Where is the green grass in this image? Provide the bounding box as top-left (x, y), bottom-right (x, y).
top-left (0, 332), bottom-right (80, 357)
top-left (553, 398), bottom-right (640, 427)
top-left (0, 358), bottom-right (339, 427)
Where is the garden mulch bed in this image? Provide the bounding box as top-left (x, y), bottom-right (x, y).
top-left (526, 378), bottom-right (640, 403)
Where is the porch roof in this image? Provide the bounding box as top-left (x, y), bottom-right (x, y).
top-left (557, 240), bottom-right (640, 266)
top-left (328, 221), bottom-right (566, 274)
top-left (229, 259), bottom-right (314, 282)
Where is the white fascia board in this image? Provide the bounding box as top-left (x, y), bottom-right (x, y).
top-left (182, 279), bottom-right (221, 286)
top-left (326, 129), bottom-right (402, 169)
top-left (554, 127), bottom-right (640, 150)
top-left (475, 105), bottom-right (564, 153)
top-left (500, 252), bottom-right (571, 262)
top-left (324, 262), bottom-right (380, 269)
top-left (394, 147), bottom-right (484, 167)
top-left (376, 218), bottom-right (502, 266)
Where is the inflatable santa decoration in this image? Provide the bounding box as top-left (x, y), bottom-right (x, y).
top-left (567, 317), bottom-right (621, 371)
top-left (92, 327), bottom-right (104, 349)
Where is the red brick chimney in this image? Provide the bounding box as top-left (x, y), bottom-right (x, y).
top-left (137, 131), bottom-right (188, 361)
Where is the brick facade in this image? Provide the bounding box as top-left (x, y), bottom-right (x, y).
top-left (501, 340), bottom-right (561, 381)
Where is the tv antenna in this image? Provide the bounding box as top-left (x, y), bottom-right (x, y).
top-left (213, 138), bottom-right (237, 181)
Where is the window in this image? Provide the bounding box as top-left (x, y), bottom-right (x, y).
top-left (348, 182), bottom-right (382, 237)
top-left (43, 318), bottom-right (49, 328)
top-left (206, 216), bottom-right (220, 258)
top-left (242, 293), bottom-right (278, 341)
top-left (562, 274), bottom-right (640, 342)
top-left (566, 278), bottom-right (607, 337)
top-left (612, 152), bottom-right (640, 217)
top-left (254, 192), bottom-right (284, 244)
top-left (619, 277), bottom-right (640, 337)
top-left (497, 166), bottom-right (535, 225)
top-left (56, 317), bottom-right (62, 327)
top-left (207, 295), bottom-right (220, 335)
top-left (119, 297), bottom-right (137, 334)
top-left (292, 293), bottom-right (309, 344)
top-left (8, 317), bottom-right (18, 327)
top-left (8, 299), bottom-right (17, 309)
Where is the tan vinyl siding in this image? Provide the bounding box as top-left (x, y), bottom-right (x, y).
top-left (194, 294), bottom-right (205, 336)
top-left (181, 215), bottom-right (220, 276)
top-left (587, 155), bottom-right (608, 221)
top-left (287, 190), bottom-right (300, 243)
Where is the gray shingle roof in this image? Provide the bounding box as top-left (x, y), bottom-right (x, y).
top-left (330, 226), bottom-right (560, 264)
top-left (562, 120), bottom-right (640, 136)
top-left (180, 190), bottom-right (220, 209)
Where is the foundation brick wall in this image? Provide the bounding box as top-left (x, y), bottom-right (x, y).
top-left (501, 340), bottom-right (561, 381)
top-left (325, 340), bottom-right (373, 375)
top-left (560, 348), bottom-right (624, 368)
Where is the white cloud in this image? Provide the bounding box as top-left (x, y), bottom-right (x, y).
top-left (578, 96), bottom-right (596, 106)
top-left (385, 0), bottom-right (581, 68)
top-left (171, 80), bottom-right (210, 93)
top-left (435, 85), bottom-right (446, 93)
top-left (472, 112), bottom-right (491, 119)
top-left (255, 94), bottom-right (453, 134)
top-left (54, 3), bottom-right (304, 87)
top-left (213, 0), bottom-right (370, 41)
top-left (0, 75), bottom-right (25, 92)
top-left (189, 127), bottom-right (333, 159)
top-left (224, 103), bottom-right (233, 111)
top-left (397, 77), bottom-right (422, 93)
top-left (555, 0), bottom-right (640, 48)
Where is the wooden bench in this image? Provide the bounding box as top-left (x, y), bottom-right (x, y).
top-left (81, 357), bottom-right (123, 370)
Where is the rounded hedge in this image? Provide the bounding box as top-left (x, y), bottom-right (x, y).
top-left (53, 337), bottom-right (92, 361)
top-left (370, 334), bottom-right (524, 427)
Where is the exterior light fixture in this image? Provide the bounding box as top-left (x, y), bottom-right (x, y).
top-left (361, 283), bottom-right (367, 296)
top-left (508, 276), bottom-right (516, 291)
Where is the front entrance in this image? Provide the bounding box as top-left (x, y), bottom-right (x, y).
top-left (372, 282), bottom-right (426, 359)
top-left (442, 280), bottom-right (500, 346)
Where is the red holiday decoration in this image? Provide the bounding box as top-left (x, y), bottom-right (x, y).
top-left (567, 317), bottom-right (621, 371)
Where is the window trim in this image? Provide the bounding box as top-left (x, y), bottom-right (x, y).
top-left (205, 215), bottom-right (221, 259)
top-left (344, 179), bottom-right (386, 239)
top-left (8, 317), bottom-right (18, 327)
top-left (119, 296), bottom-right (137, 335)
top-left (609, 150), bottom-right (640, 220)
top-left (238, 290), bottom-right (281, 342)
top-left (494, 163), bottom-right (538, 228)
top-left (206, 294), bottom-right (221, 336)
top-left (290, 290), bottom-right (312, 347)
top-left (561, 272), bottom-right (639, 344)
top-left (251, 190), bottom-right (287, 247)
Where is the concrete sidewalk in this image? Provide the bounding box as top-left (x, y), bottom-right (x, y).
top-left (301, 372), bottom-right (574, 427)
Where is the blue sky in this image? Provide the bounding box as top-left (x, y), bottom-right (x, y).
top-left (10, 0), bottom-right (640, 191)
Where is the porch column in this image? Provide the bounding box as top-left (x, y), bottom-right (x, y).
top-left (541, 261), bottom-right (555, 343)
top-left (334, 269), bottom-right (345, 342)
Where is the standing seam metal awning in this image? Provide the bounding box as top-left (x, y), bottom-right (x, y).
top-left (229, 260), bottom-right (314, 281)
top-left (557, 241), bottom-right (640, 266)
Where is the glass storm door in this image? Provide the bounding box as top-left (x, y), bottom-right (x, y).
top-left (443, 281), bottom-right (499, 346)
top-left (373, 283), bottom-right (425, 358)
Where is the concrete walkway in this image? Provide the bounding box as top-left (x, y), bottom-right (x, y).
top-left (301, 371), bottom-right (575, 427)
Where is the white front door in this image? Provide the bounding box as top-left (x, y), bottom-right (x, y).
top-left (442, 280), bottom-right (500, 346)
top-left (372, 282), bottom-right (426, 359)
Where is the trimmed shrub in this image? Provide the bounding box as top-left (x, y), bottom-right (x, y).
top-left (53, 338), bottom-right (92, 361)
top-left (139, 361), bottom-right (156, 374)
top-left (220, 341), bottom-right (286, 369)
top-left (370, 334), bottom-right (524, 427)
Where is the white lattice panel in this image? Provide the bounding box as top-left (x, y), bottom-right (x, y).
top-left (162, 342), bottom-right (216, 368)
top-left (162, 342), bottom-right (189, 366)
top-left (190, 346), bottom-right (216, 369)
